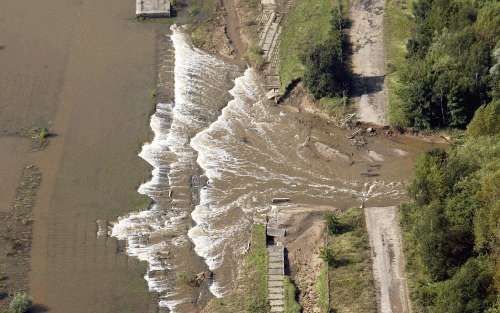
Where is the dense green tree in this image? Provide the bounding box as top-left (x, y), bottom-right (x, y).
top-left (402, 132), bottom-right (499, 312)
top-left (433, 257), bottom-right (496, 313)
top-left (467, 99), bottom-right (500, 137)
top-left (397, 0), bottom-right (499, 128)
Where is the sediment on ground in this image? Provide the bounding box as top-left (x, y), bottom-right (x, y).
top-left (0, 165), bottom-right (41, 309)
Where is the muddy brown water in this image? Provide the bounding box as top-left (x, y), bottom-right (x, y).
top-left (1, 0), bottom-right (173, 312)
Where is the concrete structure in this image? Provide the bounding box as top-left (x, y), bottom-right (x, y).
top-left (268, 245), bottom-right (285, 312)
top-left (136, 0), bottom-right (172, 18)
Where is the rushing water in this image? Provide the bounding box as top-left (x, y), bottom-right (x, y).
top-left (110, 26), bottom-right (433, 312)
top-left (111, 27), bottom-right (240, 311)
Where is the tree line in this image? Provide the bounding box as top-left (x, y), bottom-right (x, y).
top-left (401, 100), bottom-right (499, 313)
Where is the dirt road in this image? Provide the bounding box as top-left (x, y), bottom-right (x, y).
top-left (350, 0), bottom-right (388, 125)
top-left (365, 206), bottom-right (411, 313)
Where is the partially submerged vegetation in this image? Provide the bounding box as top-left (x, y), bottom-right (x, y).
top-left (323, 208), bottom-right (377, 313)
top-left (1, 292), bottom-right (33, 313)
top-left (401, 101), bottom-right (499, 313)
top-left (180, 0), bottom-right (221, 51)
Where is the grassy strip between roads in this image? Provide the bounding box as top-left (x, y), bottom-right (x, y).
top-left (383, 0), bottom-right (414, 127)
top-left (245, 224), bottom-right (269, 311)
top-left (326, 208), bottom-right (377, 313)
top-left (283, 277), bottom-right (301, 313)
top-left (315, 264), bottom-right (329, 313)
top-left (279, 0), bottom-right (336, 92)
top-left (202, 224), bottom-right (269, 313)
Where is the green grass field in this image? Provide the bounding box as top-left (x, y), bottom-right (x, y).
top-left (283, 277), bottom-right (301, 313)
top-left (315, 265), bottom-right (329, 313)
top-left (326, 208), bottom-right (377, 313)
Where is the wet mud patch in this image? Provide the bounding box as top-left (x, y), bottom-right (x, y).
top-left (0, 165), bottom-right (41, 309)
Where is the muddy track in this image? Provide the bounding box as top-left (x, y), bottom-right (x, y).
top-left (350, 0), bottom-right (388, 125)
top-left (365, 206), bottom-right (411, 313)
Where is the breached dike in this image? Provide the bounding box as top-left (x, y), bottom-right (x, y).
top-left (110, 25), bottom-right (240, 312)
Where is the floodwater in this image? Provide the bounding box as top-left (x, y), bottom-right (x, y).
top-left (112, 27), bottom-right (443, 312)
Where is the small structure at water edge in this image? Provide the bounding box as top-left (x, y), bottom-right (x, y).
top-left (136, 0), bottom-right (172, 18)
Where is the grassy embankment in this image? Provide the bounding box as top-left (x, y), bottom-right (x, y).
top-left (202, 224), bottom-right (269, 313)
top-left (315, 264), bottom-right (329, 313)
top-left (322, 208), bottom-right (377, 313)
top-left (182, 0), bottom-right (220, 50)
top-left (383, 0), bottom-right (414, 127)
top-left (283, 277), bottom-right (301, 313)
top-left (279, 0), bottom-right (349, 114)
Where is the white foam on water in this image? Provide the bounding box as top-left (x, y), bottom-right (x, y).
top-left (110, 25), bottom-right (241, 312)
top-left (189, 69), bottom-right (262, 275)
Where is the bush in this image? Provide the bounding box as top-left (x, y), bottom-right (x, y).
top-left (395, 0), bottom-right (499, 129)
top-left (9, 292), bottom-right (32, 313)
top-left (433, 257), bottom-right (496, 313)
top-left (319, 246), bottom-right (338, 267)
top-left (467, 99), bottom-right (500, 137)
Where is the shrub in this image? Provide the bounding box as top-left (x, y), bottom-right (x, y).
top-left (467, 99), bottom-right (500, 137)
top-left (319, 246), bottom-right (338, 267)
top-left (302, 37), bottom-right (351, 99)
top-left (9, 292), bottom-right (32, 313)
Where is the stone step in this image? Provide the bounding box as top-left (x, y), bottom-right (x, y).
top-left (269, 280), bottom-right (283, 287)
top-left (271, 306), bottom-right (284, 312)
top-left (267, 247), bottom-right (284, 254)
top-left (268, 286), bottom-right (283, 293)
top-left (269, 262), bottom-right (283, 269)
top-left (268, 274), bottom-right (283, 281)
top-left (269, 256), bottom-right (282, 262)
top-left (270, 299), bottom-right (284, 306)
top-left (269, 293), bottom-right (284, 300)
top-left (269, 268), bottom-right (283, 275)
